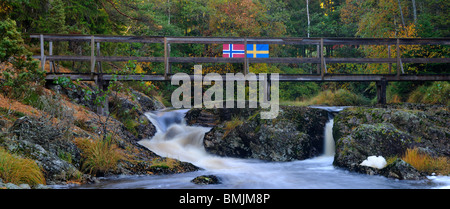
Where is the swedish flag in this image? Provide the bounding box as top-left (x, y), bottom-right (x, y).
top-left (246, 44), bottom-right (269, 58)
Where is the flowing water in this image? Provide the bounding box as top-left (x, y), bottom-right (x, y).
top-left (74, 108), bottom-right (450, 189)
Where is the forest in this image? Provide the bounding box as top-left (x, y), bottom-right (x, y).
top-left (1, 0), bottom-right (449, 106)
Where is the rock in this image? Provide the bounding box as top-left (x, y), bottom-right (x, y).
top-left (333, 105), bottom-right (449, 179)
top-left (18, 184), bottom-right (31, 189)
top-left (33, 184), bottom-right (51, 189)
top-left (380, 158), bottom-right (426, 180)
top-left (132, 90), bottom-right (165, 111)
top-left (5, 183), bottom-right (21, 189)
top-left (191, 175), bottom-right (221, 185)
top-left (199, 106), bottom-right (329, 161)
top-left (333, 123), bottom-right (413, 171)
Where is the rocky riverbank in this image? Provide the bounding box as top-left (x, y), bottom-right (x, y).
top-left (333, 104), bottom-right (449, 180)
top-left (187, 104), bottom-right (448, 181)
top-left (0, 82), bottom-right (198, 188)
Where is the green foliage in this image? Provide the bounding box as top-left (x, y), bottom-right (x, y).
top-left (1, 0), bottom-right (448, 104)
top-left (0, 19), bottom-right (44, 100)
top-left (0, 18), bottom-right (26, 62)
top-left (407, 81), bottom-right (450, 105)
top-left (308, 89), bottom-right (372, 106)
top-left (280, 82), bottom-right (320, 101)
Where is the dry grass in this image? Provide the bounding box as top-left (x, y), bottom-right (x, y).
top-left (402, 147), bottom-right (450, 175)
top-left (150, 158), bottom-right (179, 169)
top-left (308, 89), bottom-right (372, 106)
top-left (0, 94), bottom-right (41, 118)
top-left (0, 148), bottom-right (46, 186)
top-left (75, 137), bottom-right (128, 176)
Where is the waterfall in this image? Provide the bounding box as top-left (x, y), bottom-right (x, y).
top-left (309, 106), bottom-right (347, 156)
top-left (323, 117), bottom-right (335, 156)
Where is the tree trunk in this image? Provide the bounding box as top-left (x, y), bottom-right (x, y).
top-left (412, 0), bottom-right (417, 24)
top-left (306, 0), bottom-right (310, 38)
top-left (397, 0), bottom-right (406, 28)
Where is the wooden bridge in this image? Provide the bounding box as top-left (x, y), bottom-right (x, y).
top-left (30, 34), bottom-right (450, 111)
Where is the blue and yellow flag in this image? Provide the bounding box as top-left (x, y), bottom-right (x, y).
top-left (246, 44), bottom-right (269, 58)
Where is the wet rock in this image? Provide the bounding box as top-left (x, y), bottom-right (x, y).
top-left (333, 105), bottom-right (449, 179)
top-left (191, 175), bottom-right (221, 185)
top-left (333, 123), bottom-right (413, 171)
top-left (381, 158), bottom-right (426, 180)
top-left (132, 90), bottom-right (165, 111)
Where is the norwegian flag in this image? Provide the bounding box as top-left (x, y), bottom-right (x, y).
top-left (223, 44), bottom-right (245, 58)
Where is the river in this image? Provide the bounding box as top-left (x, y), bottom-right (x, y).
top-left (73, 108), bottom-right (450, 189)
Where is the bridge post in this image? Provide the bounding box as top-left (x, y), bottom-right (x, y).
top-left (95, 74), bottom-right (109, 116)
top-left (376, 78), bottom-right (387, 105)
top-left (164, 37), bottom-right (170, 79)
top-left (40, 34), bottom-right (45, 72)
top-left (97, 42), bottom-right (102, 73)
top-left (320, 38), bottom-right (325, 79)
top-left (49, 41), bottom-right (54, 73)
top-left (90, 36), bottom-right (96, 76)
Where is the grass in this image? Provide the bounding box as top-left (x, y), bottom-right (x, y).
top-left (402, 147), bottom-right (449, 175)
top-left (407, 81), bottom-right (450, 105)
top-left (0, 148), bottom-right (46, 186)
top-left (281, 89), bottom-right (372, 107)
top-left (75, 136), bottom-right (128, 176)
top-left (150, 158), bottom-right (178, 169)
top-left (308, 89), bottom-right (372, 106)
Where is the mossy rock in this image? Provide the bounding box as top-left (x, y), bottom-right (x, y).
top-left (191, 175), bottom-right (221, 185)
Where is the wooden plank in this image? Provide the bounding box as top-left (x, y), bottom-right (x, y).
top-left (388, 45), bottom-right (392, 73)
top-left (244, 38), bottom-right (248, 75)
top-left (30, 34), bottom-right (164, 43)
top-left (40, 34), bottom-right (45, 72)
top-left (49, 41), bottom-right (53, 73)
top-left (96, 42), bottom-right (102, 73)
top-left (320, 38), bottom-right (324, 79)
top-left (45, 73), bottom-right (450, 82)
top-left (34, 55), bottom-right (450, 64)
top-left (164, 37), bottom-right (169, 78)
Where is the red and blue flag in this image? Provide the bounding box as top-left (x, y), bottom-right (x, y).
top-left (222, 44), bottom-right (245, 58)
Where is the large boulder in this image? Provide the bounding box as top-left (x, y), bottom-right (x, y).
top-left (333, 105), bottom-right (449, 179)
top-left (6, 116), bottom-right (84, 184)
top-left (194, 106), bottom-right (329, 161)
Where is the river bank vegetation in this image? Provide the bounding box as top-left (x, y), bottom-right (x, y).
top-left (0, 0), bottom-right (449, 188)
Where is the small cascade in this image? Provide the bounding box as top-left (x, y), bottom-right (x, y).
top-left (309, 106), bottom-right (348, 156)
top-left (323, 116), bottom-right (335, 156)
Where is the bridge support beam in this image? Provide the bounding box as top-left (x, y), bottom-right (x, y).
top-left (376, 78), bottom-right (387, 105)
top-left (95, 75), bottom-right (109, 116)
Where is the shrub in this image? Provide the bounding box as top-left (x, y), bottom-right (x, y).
top-left (402, 147), bottom-right (449, 175)
top-left (0, 18), bottom-right (44, 100)
top-left (150, 158), bottom-right (178, 169)
top-left (0, 148), bottom-right (45, 186)
top-left (407, 82), bottom-right (450, 105)
top-left (75, 136), bottom-right (128, 176)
